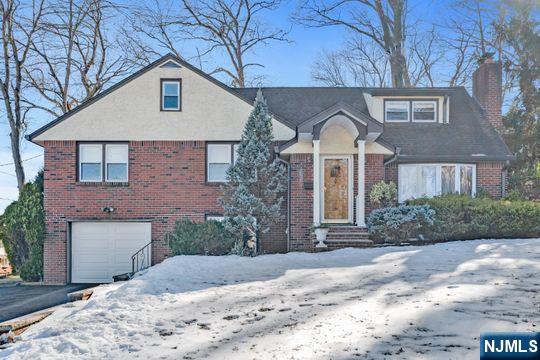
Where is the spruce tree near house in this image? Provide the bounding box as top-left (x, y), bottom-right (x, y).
top-left (220, 90), bottom-right (287, 256)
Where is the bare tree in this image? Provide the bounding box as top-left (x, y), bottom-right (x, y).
top-left (131, 0), bottom-right (289, 87)
top-left (296, 0), bottom-right (411, 87)
top-left (0, 0), bottom-right (45, 191)
top-left (311, 37), bottom-right (388, 87)
top-left (24, 0), bottom-right (142, 116)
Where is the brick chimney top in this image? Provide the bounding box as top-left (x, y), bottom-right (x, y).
top-left (472, 58), bottom-right (503, 132)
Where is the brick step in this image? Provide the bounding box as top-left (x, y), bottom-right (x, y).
top-left (327, 227), bottom-right (367, 232)
top-left (325, 238), bottom-right (373, 244)
top-left (326, 232), bottom-right (370, 237)
top-left (325, 239), bottom-right (374, 248)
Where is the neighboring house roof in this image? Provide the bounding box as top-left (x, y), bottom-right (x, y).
top-left (234, 87), bottom-right (513, 162)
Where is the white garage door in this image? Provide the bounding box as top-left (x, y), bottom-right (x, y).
top-left (71, 222), bottom-right (151, 283)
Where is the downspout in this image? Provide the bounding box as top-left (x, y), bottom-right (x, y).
top-left (275, 150), bottom-right (291, 252)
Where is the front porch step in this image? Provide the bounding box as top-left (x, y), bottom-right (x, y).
top-left (325, 239), bottom-right (373, 245)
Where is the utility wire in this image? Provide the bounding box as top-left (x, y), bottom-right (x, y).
top-left (0, 153), bottom-right (43, 167)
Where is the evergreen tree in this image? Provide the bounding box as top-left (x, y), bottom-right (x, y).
top-left (497, 1), bottom-right (539, 198)
top-left (220, 90), bottom-right (287, 255)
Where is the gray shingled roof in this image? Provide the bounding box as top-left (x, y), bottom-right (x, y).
top-left (233, 87), bottom-right (513, 161)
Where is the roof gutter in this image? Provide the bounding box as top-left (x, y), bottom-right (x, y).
top-left (275, 150), bottom-right (291, 252)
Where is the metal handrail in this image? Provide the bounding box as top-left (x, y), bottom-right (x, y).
top-left (131, 242), bottom-right (152, 275)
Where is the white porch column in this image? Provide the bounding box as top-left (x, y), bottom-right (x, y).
top-left (356, 140), bottom-right (366, 227)
top-left (313, 140), bottom-right (321, 226)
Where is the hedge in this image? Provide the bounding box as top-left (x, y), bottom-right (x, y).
top-left (166, 218), bottom-right (240, 256)
top-left (1, 171), bottom-right (44, 281)
top-left (407, 195), bottom-right (540, 240)
top-left (367, 205), bottom-right (435, 244)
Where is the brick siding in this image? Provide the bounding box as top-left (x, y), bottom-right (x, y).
top-left (472, 60), bottom-right (503, 132)
top-left (43, 140), bottom-right (286, 284)
top-left (289, 153), bottom-right (385, 252)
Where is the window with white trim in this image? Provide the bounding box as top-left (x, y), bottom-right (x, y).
top-left (205, 214), bottom-right (225, 222)
top-left (78, 143), bottom-right (128, 182)
top-left (161, 80), bottom-right (181, 110)
top-left (207, 143), bottom-right (239, 182)
top-left (79, 144), bottom-right (103, 182)
top-left (398, 164), bottom-right (476, 202)
top-left (385, 101), bottom-right (409, 122)
top-left (412, 101), bottom-right (437, 122)
top-left (105, 144), bottom-right (129, 182)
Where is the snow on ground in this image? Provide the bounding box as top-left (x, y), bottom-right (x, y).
top-left (2, 238), bottom-right (539, 360)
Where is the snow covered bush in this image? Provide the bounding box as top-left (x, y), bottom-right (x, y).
top-left (367, 205), bottom-right (435, 244)
top-left (166, 218), bottom-right (239, 256)
top-left (408, 195), bottom-right (540, 240)
top-left (220, 89), bottom-right (287, 255)
top-left (369, 181), bottom-right (397, 208)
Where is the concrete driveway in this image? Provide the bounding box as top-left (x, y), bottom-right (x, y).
top-left (0, 283), bottom-right (95, 322)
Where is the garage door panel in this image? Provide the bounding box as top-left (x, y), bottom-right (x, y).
top-left (71, 222), bottom-right (151, 283)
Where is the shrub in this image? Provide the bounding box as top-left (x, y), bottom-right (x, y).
top-left (166, 218), bottom-right (240, 256)
top-left (367, 205), bottom-right (435, 244)
top-left (369, 181), bottom-right (397, 208)
top-left (408, 194), bottom-right (540, 240)
top-left (1, 171), bottom-right (44, 281)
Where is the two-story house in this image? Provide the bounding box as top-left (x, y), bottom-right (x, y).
top-left (27, 54), bottom-right (513, 284)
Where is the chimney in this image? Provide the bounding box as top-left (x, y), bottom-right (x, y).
top-left (472, 57), bottom-right (503, 132)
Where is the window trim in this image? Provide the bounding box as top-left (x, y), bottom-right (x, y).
top-left (104, 144), bottom-right (129, 182)
top-left (412, 100), bottom-right (437, 123)
top-left (206, 141), bottom-right (239, 183)
top-left (384, 100), bottom-right (410, 123)
top-left (78, 143), bottom-right (103, 183)
top-left (384, 98), bottom-right (439, 123)
top-left (77, 142), bottom-right (129, 183)
top-left (160, 78), bottom-right (182, 111)
top-left (205, 213), bottom-right (225, 222)
top-left (398, 163), bottom-right (476, 202)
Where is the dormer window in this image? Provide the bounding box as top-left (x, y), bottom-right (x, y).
top-left (161, 79), bottom-right (181, 111)
top-left (385, 99), bottom-right (438, 122)
top-left (385, 101), bottom-right (409, 122)
top-left (412, 101), bottom-right (436, 122)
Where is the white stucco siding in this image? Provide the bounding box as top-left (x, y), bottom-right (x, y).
top-left (34, 61), bottom-right (295, 142)
top-left (281, 138), bottom-right (393, 155)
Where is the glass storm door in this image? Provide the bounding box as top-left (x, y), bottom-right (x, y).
top-left (322, 157), bottom-right (351, 223)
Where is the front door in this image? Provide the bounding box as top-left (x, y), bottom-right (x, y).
top-left (321, 156), bottom-right (352, 223)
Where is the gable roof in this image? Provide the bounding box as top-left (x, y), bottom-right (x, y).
top-left (234, 87), bottom-right (513, 161)
top-left (26, 54), bottom-right (512, 162)
top-left (26, 53), bottom-right (287, 142)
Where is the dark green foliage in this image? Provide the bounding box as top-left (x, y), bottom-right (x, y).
top-left (408, 195), bottom-right (540, 240)
top-left (220, 90), bottom-right (287, 255)
top-left (1, 171), bottom-right (44, 281)
top-left (367, 205), bottom-right (435, 244)
top-left (497, 2), bottom-right (539, 199)
top-left (166, 218), bottom-right (240, 256)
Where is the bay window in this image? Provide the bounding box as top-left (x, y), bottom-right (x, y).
top-left (207, 143), bottom-right (239, 182)
top-left (398, 164), bottom-right (476, 202)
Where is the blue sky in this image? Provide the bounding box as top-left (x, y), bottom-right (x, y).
top-left (0, 0), bottom-right (450, 212)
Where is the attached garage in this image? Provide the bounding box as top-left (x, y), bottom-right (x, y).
top-left (71, 222), bottom-right (151, 283)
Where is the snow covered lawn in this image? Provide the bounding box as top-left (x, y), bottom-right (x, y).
top-left (2, 238), bottom-right (539, 359)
